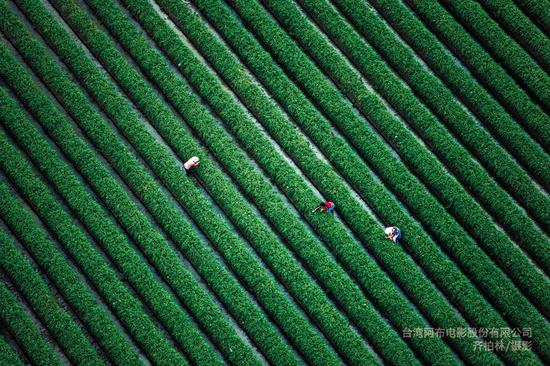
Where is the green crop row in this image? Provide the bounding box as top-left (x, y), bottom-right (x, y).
top-left (0, 4), bottom-right (284, 362)
top-left (153, 1), bottom-right (539, 364)
top-left (208, 0), bottom-right (550, 360)
top-left (0, 82), bottom-right (228, 365)
top-left (0, 21), bottom-right (249, 365)
top-left (86, 0), bottom-right (426, 363)
top-left (49, 0), bottom-right (364, 362)
top-left (0, 274), bottom-right (62, 366)
top-left (154, 0), bottom-right (509, 364)
top-left (352, 0), bottom-right (550, 192)
top-left (269, 1), bottom-right (550, 304)
top-left (50, 0), bottom-right (387, 364)
top-left (2, 1), bottom-right (546, 365)
top-left (6, 1), bottom-right (334, 364)
top-left (404, 0), bottom-right (550, 152)
top-left (85, 0), bottom-right (426, 362)
top-left (0, 331), bottom-right (24, 366)
top-left (0, 187), bottom-right (110, 366)
top-left (331, 0), bottom-right (550, 204)
top-left (440, 0), bottom-right (550, 109)
top-left (127, 0), bottom-right (468, 361)
top-left (19, 0), bottom-right (375, 363)
top-left (0, 179), bottom-right (151, 365)
top-left (118, 0), bottom-right (477, 363)
top-left (230, 0), bottom-right (550, 309)
top-left (180, 1), bottom-right (540, 364)
top-left (478, 0), bottom-right (550, 70)
top-left (0, 116), bottom-right (187, 366)
top-left (266, 0), bottom-right (550, 285)
top-left (512, 0), bottom-right (550, 34)
top-left (175, 7), bottom-right (524, 362)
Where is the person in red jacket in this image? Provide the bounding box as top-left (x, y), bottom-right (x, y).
top-left (312, 201), bottom-right (335, 214)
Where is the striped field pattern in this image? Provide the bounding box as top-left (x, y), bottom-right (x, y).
top-left (0, 0), bottom-right (549, 365)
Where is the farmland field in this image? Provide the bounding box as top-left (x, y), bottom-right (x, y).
top-left (0, 0), bottom-right (549, 364)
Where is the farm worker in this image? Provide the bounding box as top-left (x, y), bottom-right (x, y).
top-left (312, 201), bottom-right (335, 214)
top-left (384, 226), bottom-right (402, 243)
top-left (183, 156), bottom-right (200, 175)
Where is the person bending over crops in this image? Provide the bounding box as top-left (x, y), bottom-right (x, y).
top-left (385, 226), bottom-right (402, 243)
top-left (312, 201), bottom-right (335, 214)
top-left (184, 156), bottom-right (200, 175)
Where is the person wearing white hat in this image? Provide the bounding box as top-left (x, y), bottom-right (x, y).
top-left (385, 226), bottom-right (401, 243)
top-left (184, 156), bottom-right (200, 175)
